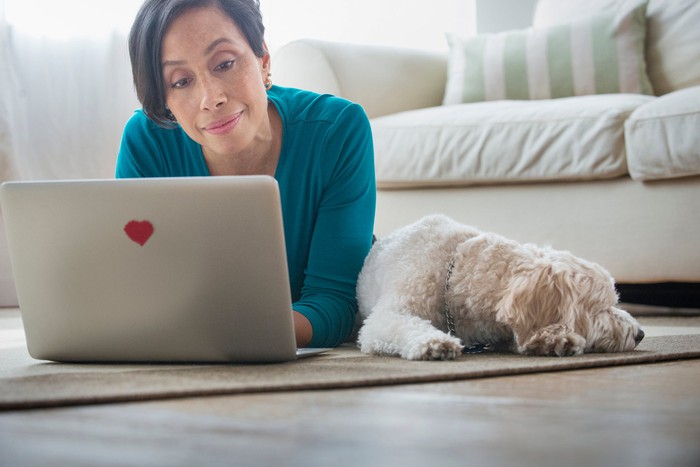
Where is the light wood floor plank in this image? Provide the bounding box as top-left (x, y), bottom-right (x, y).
top-left (1, 359), bottom-right (699, 467)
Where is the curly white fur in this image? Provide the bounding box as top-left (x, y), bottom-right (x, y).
top-left (356, 215), bottom-right (644, 360)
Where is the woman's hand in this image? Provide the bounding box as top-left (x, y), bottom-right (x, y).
top-left (293, 311), bottom-right (313, 347)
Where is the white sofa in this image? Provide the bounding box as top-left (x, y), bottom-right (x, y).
top-left (274, 0), bottom-right (700, 303)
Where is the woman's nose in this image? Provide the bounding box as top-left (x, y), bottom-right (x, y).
top-left (199, 77), bottom-right (227, 111)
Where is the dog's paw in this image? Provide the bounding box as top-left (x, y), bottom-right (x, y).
top-left (356, 311), bottom-right (464, 360)
top-left (520, 325), bottom-right (586, 357)
top-left (402, 334), bottom-right (464, 361)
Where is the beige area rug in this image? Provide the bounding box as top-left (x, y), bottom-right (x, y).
top-left (1, 309), bottom-right (700, 411)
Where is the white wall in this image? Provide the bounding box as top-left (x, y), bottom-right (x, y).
top-left (262, 0), bottom-right (476, 54)
top-left (475, 0), bottom-right (537, 33)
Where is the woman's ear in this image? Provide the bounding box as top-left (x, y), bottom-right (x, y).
top-left (260, 41), bottom-right (272, 89)
top-left (261, 41), bottom-right (271, 74)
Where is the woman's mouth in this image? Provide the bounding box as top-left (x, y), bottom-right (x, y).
top-left (203, 112), bottom-right (242, 135)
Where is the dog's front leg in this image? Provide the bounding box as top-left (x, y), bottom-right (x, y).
top-left (518, 324), bottom-right (586, 356)
top-left (357, 308), bottom-right (463, 360)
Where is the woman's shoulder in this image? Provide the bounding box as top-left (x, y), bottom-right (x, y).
top-left (123, 109), bottom-right (194, 146)
top-left (268, 86), bottom-right (367, 125)
top-left (118, 110), bottom-right (204, 177)
top-left (124, 109), bottom-right (176, 135)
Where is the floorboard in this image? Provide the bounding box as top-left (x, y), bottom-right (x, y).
top-left (1, 359), bottom-right (699, 467)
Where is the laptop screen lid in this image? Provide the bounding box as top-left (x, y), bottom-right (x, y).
top-left (0, 176), bottom-right (301, 362)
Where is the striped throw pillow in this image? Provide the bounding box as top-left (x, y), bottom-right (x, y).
top-left (443, 1), bottom-right (654, 104)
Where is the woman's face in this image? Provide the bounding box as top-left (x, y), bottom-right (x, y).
top-left (161, 6), bottom-right (271, 162)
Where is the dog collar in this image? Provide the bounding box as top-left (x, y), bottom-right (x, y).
top-left (444, 256), bottom-right (457, 335)
top-left (444, 255), bottom-right (495, 354)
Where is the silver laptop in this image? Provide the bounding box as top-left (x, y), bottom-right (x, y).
top-left (0, 176), bottom-right (328, 362)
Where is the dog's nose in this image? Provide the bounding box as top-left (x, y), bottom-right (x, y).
top-left (635, 329), bottom-right (645, 344)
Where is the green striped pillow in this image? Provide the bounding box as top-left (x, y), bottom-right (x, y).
top-left (443, 1), bottom-right (654, 104)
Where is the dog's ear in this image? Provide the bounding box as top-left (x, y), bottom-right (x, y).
top-left (496, 264), bottom-right (584, 354)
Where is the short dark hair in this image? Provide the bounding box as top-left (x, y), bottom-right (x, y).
top-left (129, 0), bottom-right (266, 127)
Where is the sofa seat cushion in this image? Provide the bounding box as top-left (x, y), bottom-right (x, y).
top-left (371, 94), bottom-right (653, 189)
top-left (625, 85), bottom-right (700, 181)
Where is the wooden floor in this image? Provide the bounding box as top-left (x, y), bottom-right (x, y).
top-left (1, 357), bottom-right (699, 466)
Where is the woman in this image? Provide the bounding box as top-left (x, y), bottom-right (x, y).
top-left (116, 0), bottom-right (376, 348)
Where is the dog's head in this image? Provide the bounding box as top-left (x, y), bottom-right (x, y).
top-left (498, 247), bottom-right (644, 355)
top-left (582, 305), bottom-right (644, 353)
top-left (554, 252), bottom-right (645, 353)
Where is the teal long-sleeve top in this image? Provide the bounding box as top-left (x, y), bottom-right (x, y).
top-left (116, 86), bottom-right (376, 347)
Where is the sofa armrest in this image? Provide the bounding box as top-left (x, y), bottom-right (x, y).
top-left (273, 39), bottom-right (447, 119)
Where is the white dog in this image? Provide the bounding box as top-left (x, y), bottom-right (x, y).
top-left (356, 215), bottom-right (644, 360)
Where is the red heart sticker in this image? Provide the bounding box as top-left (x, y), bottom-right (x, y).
top-left (124, 220), bottom-right (154, 246)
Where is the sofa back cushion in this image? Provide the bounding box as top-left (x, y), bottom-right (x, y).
top-left (534, 0), bottom-right (700, 95)
top-left (444, 0), bottom-right (652, 104)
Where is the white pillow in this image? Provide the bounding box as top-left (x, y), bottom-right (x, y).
top-left (535, 0), bottom-right (700, 96)
top-left (444, 0), bottom-right (653, 105)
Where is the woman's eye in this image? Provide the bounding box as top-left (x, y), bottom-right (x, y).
top-left (215, 60), bottom-right (235, 72)
top-left (171, 78), bottom-right (191, 89)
